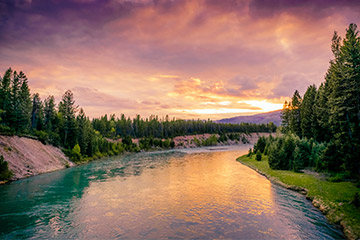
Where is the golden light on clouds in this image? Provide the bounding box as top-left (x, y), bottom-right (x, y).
top-left (180, 108), bottom-right (259, 115)
top-left (242, 101), bottom-right (284, 113)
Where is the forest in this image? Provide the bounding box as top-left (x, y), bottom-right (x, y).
top-left (252, 23), bottom-right (360, 180)
top-left (0, 68), bottom-right (275, 178)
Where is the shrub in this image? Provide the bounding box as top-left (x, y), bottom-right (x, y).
top-left (256, 150), bottom-right (262, 161)
top-left (0, 125), bottom-right (15, 135)
top-left (318, 140), bottom-right (343, 172)
top-left (241, 136), bottom-right (249, 144)
top-left (170, 139), bottom-right (175, 148)
top-left (291, 138), bottom-right (311, 172)
top-left (33, 130), bottom-right (49, 144)
top-left (193, 137), bottom-right (201, 146)
top-left (71, 144), bottom-right (82, 162)
top-left (0, 155), bottom-right (13, 181)
top-left (268, 134), bottom-right (297, 170)
top-left (247, 148), bottom-right (253, 157)
top-left (202, 135), bottom-right (218, 146)
top-left (254, 136), bottom-right (266, 153)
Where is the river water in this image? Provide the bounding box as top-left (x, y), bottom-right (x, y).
top-left (0, 145), bottom-right (343, 239)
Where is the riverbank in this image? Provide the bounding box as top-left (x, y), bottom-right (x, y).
top-left (1, 133), bottom-right (269, 183)
top-left (237, 154), bottom-right (360, 240)
top-left (0, 135), bottom-right (75, 182)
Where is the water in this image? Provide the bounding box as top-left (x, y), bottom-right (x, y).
top-left (0, 145), bottom-right (343, 239)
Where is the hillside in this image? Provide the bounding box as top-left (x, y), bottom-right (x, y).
top-left (216, 110), bottom-right (282, 126)
top-left (0, 135), bottom-right (75, 181)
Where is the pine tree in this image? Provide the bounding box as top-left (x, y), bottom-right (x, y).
top-left (289, 90), bottom-right (302, 137)
top-left (314, 83), bottom-right (331, 142)
top-left (59, 90), bottom-right (78, 148)
top-left (18, 71), bottom-right (32, 132)
top-left (44, 95), bottom-right (56, 131)
top-left (31, 93), bottom-right (44, 130)
top-left (301, 85), bottom-right (317, 139)
top-left (9, 71), bottom-right (21, 130)
top-left (326, 24), bottom-right (360, 175)
top-left (281, 100), bottom-right (291, 133)
top-left (77, 108), bottom-right (92, 156)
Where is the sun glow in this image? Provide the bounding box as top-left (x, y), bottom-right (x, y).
top-left (242, 100), bottom-right (283, 112)
top-left (180, 108), bottom-right (259, 115)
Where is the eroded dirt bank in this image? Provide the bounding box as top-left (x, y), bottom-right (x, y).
top-left (0, 135), bottom-right (75, 181)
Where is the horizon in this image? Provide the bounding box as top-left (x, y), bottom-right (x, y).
top-left (1, 0), bottom-right (360, 120)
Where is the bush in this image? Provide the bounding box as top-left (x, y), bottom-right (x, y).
top-left (247, 148), bottom-right (253, 157)
top-left (328, 171), bottom-right (351, 182)
top-left (311, 142), bottom-right (326, 170)
top-left (170, 139), bottom-right (175, 148)
top-left (202, 135), bottom-right (218, 146)
top-left (268, 134), bottom-right (297, 170)
top-left (256, 150), bottom-right (262, 161)
top-left (0, 125), bottom-right (15, 135)
top-left (33, 130), bottom-right (49, 144)
top-left (193, 137), bottom-right (201, 146)
top-left (291, 138), bottom-right (311, 172)
top-left (352, 193), bottom-right (360, 208)
top-left (241, 136), bottom-right (249, 144)
top-left (219, 134), bottom-right (228, 142)
top-left (254, 136), bottom-right (266, 153)
top-left (71, 144), bottom-right (82, 162)
top-left (318, 140), bottom-right (343, 172)
top-left (0, 155), bottom-right (13, 181)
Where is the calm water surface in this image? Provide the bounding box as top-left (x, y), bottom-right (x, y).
top-left (0, 145), bottom-right (343, 239)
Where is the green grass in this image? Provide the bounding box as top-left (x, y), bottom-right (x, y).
top-left (237, 154), bottom-right (360, 240)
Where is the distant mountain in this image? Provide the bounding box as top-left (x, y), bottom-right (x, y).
top-left (216, 110), bottom-right (282, 126)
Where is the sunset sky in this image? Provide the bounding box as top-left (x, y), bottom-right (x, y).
top-left (1, 0), bottom-right (360, 120)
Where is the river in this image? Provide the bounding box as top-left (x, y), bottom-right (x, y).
top-left (0, 145), bottom-right (343, 239)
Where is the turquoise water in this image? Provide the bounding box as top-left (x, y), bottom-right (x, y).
top-left (0, 146), bottom-right (343, 239)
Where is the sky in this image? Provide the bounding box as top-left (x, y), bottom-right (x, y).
top-left (1, 0), bottom-right (360, 120)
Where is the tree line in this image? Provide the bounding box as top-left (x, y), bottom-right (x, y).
top-left (252, 23), bottom-right (360, 180)
top-left (0, 68), bottom-right (276, 169)
top-left (92, 114), bottom-right (276, 139)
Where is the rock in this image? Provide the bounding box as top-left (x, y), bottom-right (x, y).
top-left (312, 199), bottom-right (321, 208)
top-left (319, 204), bottom-right (329, 214)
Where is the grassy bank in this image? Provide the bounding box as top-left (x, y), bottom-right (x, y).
top-left (237, 154), bottom-right (360, 240)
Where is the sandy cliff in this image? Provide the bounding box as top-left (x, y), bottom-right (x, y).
top-left (0, 135), bottom-right (75, 180)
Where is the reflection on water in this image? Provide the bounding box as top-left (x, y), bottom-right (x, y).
top-left (0, 145), bottom-right (343, 239)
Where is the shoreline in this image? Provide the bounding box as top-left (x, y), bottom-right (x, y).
top-left (1, 132), bottom-right (269, 184)
top-left (237, 154), bottom-right (360, 240)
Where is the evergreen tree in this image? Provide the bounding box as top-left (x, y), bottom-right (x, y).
top-left (77, 108), bottom-right (92, 156)
top-left (44, 95), bottom-right (56, 131)
top-left (326, 24), bottom-right (360, 175)
top-left (18, 71), bottom-right (32, 132)
top-left (300, 85), bottom-right (317, 139)
top-left (0, 69), bottom-right (13, 126)
top-left (314, 83), bottom-right (331, 142)
top-left (281, 100), bottom-right (291, 133)
top-left (9, 71), bottom-right (21, 130)
top-left (59, 90), bottom-right (78, 148)
top-left (289, 90), bottom-right (302, 137)
top-left (31, 93), bottom-right (44, 130)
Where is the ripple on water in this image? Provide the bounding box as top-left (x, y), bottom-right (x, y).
top-left (0, 145), bottom-right (344, 239)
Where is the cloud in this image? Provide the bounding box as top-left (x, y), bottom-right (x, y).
top-left (1, 0), bottom-right (360, 119)
top-left (270, 72), bottom-right (312, 98)
top-left (72, 87), bottom-right (139, 109)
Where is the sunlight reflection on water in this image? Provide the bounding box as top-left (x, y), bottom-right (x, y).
top-left (0, 145), bottom-right (344, 239)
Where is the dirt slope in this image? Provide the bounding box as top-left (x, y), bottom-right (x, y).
top-left (0, 135), bottom-right (75, 180)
